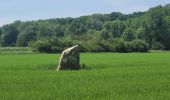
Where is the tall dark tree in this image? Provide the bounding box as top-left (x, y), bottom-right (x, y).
top-left (161, 16), bottom-right (170, 49)
top-left (0, 29), bottom-right (2, 46)
top-left (147, 5), bottom-right (165, 48)
top-left (16, 25), bottom-right (37, 46)
top-left (1, 24), bottom-right (18, 46)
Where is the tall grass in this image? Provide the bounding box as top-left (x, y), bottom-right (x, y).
top-left (0, 52), bottom-right (170, 100)
top-left (0, 47), bottom-right (33, 54)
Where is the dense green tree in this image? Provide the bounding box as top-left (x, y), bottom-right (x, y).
top-left (147, 5), bottom-right (165, 47)
top-left (0, 29), bottom-right (2, 46)
top-left (109, 12), bottom-right (126, 20)
top-left (0, 3), bottom-right (170, 52)
top-left (99, 29), bottom-right (110, 40)
top-left (136, 27), bottom-right (145, 39)
top-left (164, 4), bottom-right (170, 15)
top-left (161, 16), bottom-right (170, 49)
top-left (0, 29), bottom-right (2, 37)
top-left (122, 28), bottom-right (136, 41)
top-left (16, 25), bottom-right (37, 46)
top-left (104, 20), bottom-right (125, 38)
top-left (1, 24), bottom-right (18, 46)
top-left (86, 18), bottom-right (103, 31)
top-left (53, 25), bottom-right (64, 37)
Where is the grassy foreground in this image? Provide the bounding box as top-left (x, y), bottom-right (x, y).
top-left (0, 52), bottom-right (170, 100)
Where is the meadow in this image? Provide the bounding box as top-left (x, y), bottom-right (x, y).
top-left (0, 52), bottom-right (170, 100)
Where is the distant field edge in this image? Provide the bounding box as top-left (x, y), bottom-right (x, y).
top-left (0, 47), bottom-right (34, 54)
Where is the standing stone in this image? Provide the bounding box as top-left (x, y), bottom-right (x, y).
top-left (57, 45), bottom-right (80, 70)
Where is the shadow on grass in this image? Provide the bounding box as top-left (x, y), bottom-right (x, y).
top-left (80, 64), bottom-right (92, 70)
top-left (35, 64), bottom-right (57, 70)
top-left (35, 63), bottom-right (97, 71)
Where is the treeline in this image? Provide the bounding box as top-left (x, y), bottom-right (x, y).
top-left (0, 4), bottom-right (170, 53)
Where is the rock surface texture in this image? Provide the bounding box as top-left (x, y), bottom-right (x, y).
top-left (57, 45), bottom-right (80, 70)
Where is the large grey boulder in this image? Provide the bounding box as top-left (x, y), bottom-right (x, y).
top-left (57, 45), bottom-right (80, 70)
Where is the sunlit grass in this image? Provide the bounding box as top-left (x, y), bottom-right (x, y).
top-left (0, 52), bottom-right (170, 100)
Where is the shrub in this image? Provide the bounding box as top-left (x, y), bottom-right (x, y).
top-left (72, 40), bottom-right (98, 52)
top-left (95, 45), bottom-right (105, 52)
top-left (115, 39), bottom-right (131, 52)
top-left (131, 40), bottom-right (149, 52)
top-left (29, 39), bottom-right (51, 53)
top-left (33, 40), bottom-right (52, 53)
top-left (76, 40), bottom-right (115, 52)
top-left (50, 46), bottom-right (63, 53)
top-left (72, 40), bottom-right (88, 52)
top-left (152, 42), bottom-right (165, 50)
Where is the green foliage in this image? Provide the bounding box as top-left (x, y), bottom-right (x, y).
top-left (122, 28), bottom-right (136, 41)
top-left (30, 39), bottom-right (52, 53)
top-left (161, 16), bottom-right (170, 49)
top-left (0, 29), bottom-right (2, 46)
top-left (99, 29), bottom-right (110, 39)
top-left (1, 24), bottom-right (18, 46)
top-left (115, 39), bottom-right (131, 52)
top-left (97, 40), bottom-right (115, 52)
top-left (0, 29), bottom-right (2, 37)
top-left (131, 40), bottom-right (149, 52)
top-left (0, 4), bottom-right (170, 52)
top-left (104, 20), bottom-right (125, 38)
top-left (16, 25), bottom-right (37, 47)
top-left (152, 42), bottom-right (165, 50)
top-left (114, 39), bottom-right (149, 52)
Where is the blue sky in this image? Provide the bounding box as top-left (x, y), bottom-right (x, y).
top-left (0, 0), bottom-right (169, 26)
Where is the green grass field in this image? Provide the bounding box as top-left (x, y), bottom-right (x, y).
top-left (0, 52), bottom-right (170, 100)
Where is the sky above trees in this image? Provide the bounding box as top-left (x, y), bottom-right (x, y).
top-left (0, 0), bottom-right (169, 26)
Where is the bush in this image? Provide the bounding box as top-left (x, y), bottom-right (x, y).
top-left (29, 38), bottom-right (65, 53)
top-left (131, 40), bottom-right (149, 52)
top-left (76, 40), bottom-right (115, 52)
top-left (115, 39), bottom-right (131, 52)
top-left (29, 40), bottom-right (50, 53)
top-left (84, 41), bottom-right (98, 52)
top-left (97, 40), bottom-right (115, 52)
top-left (50, 46), bottom-right (63, 53)
top-left (152, 42), bottom-right (165, 50)
top-left (33, 40), bottom-right (52, 53)
top-left (29, 38), bottom-right (149, 53)
top-left (72, 40), bottom-right (88, 52)
top-left (114, 39), bottom-right (149, 53)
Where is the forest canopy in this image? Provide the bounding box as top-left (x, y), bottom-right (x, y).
top-left (0, 4), bottom-right (170, 53)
